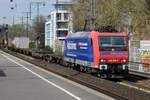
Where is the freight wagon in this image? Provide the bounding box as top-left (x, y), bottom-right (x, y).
top-left (6, 31), bottom-right (129, 78)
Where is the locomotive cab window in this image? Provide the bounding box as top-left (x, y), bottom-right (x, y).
top-left (99, 36), bottom-right (127, 51)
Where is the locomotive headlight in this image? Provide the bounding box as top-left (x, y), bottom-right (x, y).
top-left (122, 59), bottom-right (126, 63)
top-left (100, 59), bottom-right (106, 63)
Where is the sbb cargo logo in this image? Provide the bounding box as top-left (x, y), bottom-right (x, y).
top-left (67, 42), bottom-right (77, 50)
top-left (67, 42), bottom-right (88, 50)
top-left (78, 42), bottom-right (88, 46)
top-left (78, 42), bottom-right (88, 50)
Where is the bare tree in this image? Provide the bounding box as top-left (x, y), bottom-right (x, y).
top-left (32, 15), bottom-right (46, 36)
top-left (32, 15), bottom-right (46, 49)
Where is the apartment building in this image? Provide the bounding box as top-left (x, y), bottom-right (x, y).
top-left (45, 0), bottom-right (73, 52)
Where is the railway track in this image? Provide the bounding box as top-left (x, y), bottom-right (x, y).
top-left (118, 81), bottom-right (150, 94)
top-left (106, 74), bottom-right (150, 94)
top-left (1, 48), bottom-right (150, 100)
top-left (118, 74), bottom-right (150, 93)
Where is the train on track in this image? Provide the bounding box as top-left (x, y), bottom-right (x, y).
top-left (7, 31), bottom-right (129, 78)
top-left (64, 31), bottom-right (129, 78)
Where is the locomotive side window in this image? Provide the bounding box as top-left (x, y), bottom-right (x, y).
top-left (99, 36), bottom-right (127, 51)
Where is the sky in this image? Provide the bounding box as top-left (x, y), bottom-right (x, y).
top-left (0, 0), bottom-right (55, 25)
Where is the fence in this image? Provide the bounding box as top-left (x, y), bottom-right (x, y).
top-left (129, 40), bottom-right (150, 74)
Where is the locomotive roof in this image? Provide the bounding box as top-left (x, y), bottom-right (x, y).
top-left (67, 31), bottom-right (127, 38)
top-left (67, 31), bottom-right (90, 38)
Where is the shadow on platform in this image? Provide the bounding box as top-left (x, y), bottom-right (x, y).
top-left (0, 69), bottom-right (6, 77)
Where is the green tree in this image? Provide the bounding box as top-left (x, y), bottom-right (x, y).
top-left (94, 0), bottom-right (121, 29)
top-left (8, 24), bottom-right (25, 38)
top-left (72, 0), bottom-right (150, 40)
top-left (72, 0), bottom-right (89, 31)
top-left (72, 0), bottom-right (122, 31)
top-left (117, 0), bottom-right (150, 39)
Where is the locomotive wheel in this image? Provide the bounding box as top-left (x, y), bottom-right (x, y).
top-left (73, 64), bottom-right (80, 71)
top-left (97, 71), bottom-right (102, 78)
top-left (80, 66), bottom-right (86, 72)
top-left (63, 62), bottom-right (70, 67)
top-left (97, 70), bottom-right (107, 78)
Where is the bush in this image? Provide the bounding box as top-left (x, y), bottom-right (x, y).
top-left (43, 46), bottom-right (53, 53)
top-left (29, 41), bottom-right (36, 49)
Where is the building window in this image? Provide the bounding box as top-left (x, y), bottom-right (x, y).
top-left (56, 13), bottom-right (61, 20)
top-left (57, 22), bottom-right (68, 28)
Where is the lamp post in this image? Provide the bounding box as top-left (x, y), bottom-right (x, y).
top-left (2, 24), bottom-right (9, 47)
top-left (23, 12), bottom-right (30, 37)
top-left (5, 24), bottom-right (9, 47)
top-left (2, 17), bottom-right (7, 47)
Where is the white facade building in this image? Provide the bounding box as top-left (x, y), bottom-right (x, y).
top-left (45, 0), bottom-right (73, 52)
